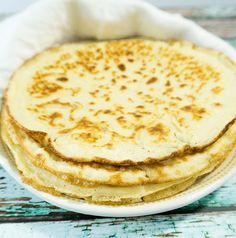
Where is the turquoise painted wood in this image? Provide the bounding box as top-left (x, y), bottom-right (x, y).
top-left (1, 212), bottom-right (236, 238)
top-left (0, 5), bottom-right (236, 237)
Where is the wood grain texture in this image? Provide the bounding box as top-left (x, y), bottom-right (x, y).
top-left (166, 6), bottom-right (236, 38)
top-left (0, 5), bottom-right (236, 237)
top-left (1, 212), bottom-right (236, 238)
top-left (166, 6), bottom-right (236, 18)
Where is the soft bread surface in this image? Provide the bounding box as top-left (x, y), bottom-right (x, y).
top-left (6, 39), bottom-right (236, 165)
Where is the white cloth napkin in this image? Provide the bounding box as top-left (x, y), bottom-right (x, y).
top-left (0, 0), bottom-right (235, 92)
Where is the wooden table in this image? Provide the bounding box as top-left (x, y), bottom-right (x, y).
top-left (1, 5), bottom-right (236, 237)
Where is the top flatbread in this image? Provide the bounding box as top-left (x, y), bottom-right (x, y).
top-left (6, 39), bottom-right (236, 165)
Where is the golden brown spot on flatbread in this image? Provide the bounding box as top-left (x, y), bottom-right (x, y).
top-left (104, 110), bottom-right (112, 114)
top-left (165, 80), bottom-right (171, 87)
top-left (177, 117), bottom-right (186, 126)
top-left (148, 123), bottom-right (170, 140)
top-left (56, 77), bottom-right (68, 82)
top-left (163, 87), bottom-right (173, 96)
top-left (214, 102), bottom-right (222, 107)
top-left (211, 86), bottom-right (223, 94)
top-left (104, 65), bottom-right (110, 70)
top-left (67, 87), bottom-right (80, 96)
top-left (38, 112), bottom-right (64, 127)
top-left (116, 116), bottom-right (131, 128)
top-left (59, 117), bottom-right (99, 134)
top-left (117, 63), bottom-right (126, 71)
top-left (120, 85), bottom-right (127, 90)
top-left (72, 132), bottom-right (99, 143)
top-left (146, 77), bottom-right (157, 84)
top-left (136, 105), bottom-right (144, 109)
top-left (181, 105), bottom-right (206, 120)
top-left (171, 96), bottom-right (182, 101)
top-left (28, 80), bottom-right (62, 98)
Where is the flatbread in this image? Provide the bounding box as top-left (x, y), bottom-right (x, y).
top-left (3, 121), bottom-right (219, 204)
top-left (21, 175), bottom-right (196, 205)
top-left (3, 106), bottom-right (236, 186)
top-left (2, 105), bottom-right (236, 186)
top-left (1, 120), bottom-right (195, 203)
top-left (6, 39), bottom-right (236, 165)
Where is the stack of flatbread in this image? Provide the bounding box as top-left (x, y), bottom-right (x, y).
top-left (1, 39), bottom-right (236, 205)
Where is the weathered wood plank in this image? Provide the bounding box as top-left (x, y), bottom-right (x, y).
top-left (0, 167), bottom-right (71, 219)
top-left (166, 6), bottom-right (236, 38)
top-left (165, 6), bottom-right (236, 19)
top-left (194, 19), bottom-right (236, 38)
top-left (0, 165), bottom-right (236, 221)
top-left (0, 211), bottom-right (236, 237)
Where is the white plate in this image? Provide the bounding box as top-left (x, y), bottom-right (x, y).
top-left (0, 140), bottom-right (235, 217)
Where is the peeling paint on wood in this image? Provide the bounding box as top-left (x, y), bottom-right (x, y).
top-left (0, 212), bottom-right (236, 237)
top-left (165, 6), bottom-right (236, 19)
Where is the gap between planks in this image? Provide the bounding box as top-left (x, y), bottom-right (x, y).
top-left (1, 206), bottom-right (236, 223)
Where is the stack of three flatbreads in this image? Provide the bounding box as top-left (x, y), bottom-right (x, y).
top-left (1, 39), bottom-right (236, 205)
